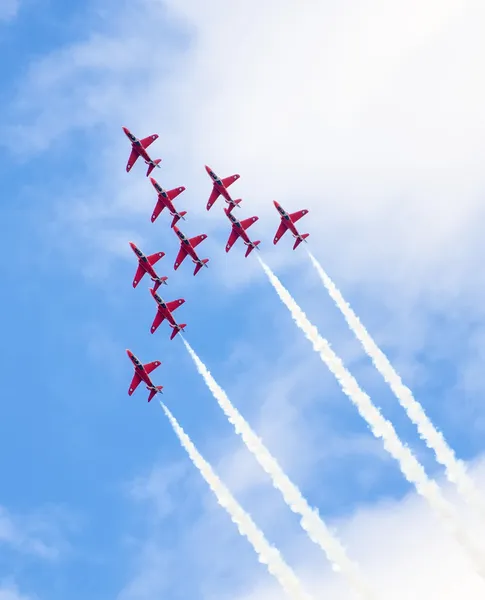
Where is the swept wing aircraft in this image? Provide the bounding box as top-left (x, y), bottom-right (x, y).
top-left (149, 288), bottom-right (186, 340)
top-left (205, 165), bottom-right (241, 212)
top-left (149, 177), bottom-right (187, 227)
top-left (173, 225), bottom-right (209, 275)
top-left (224, 208), bottom-right (260, 257)
top-left (273, 201), bottom-right (309, 250)
top-left (126, 349), bottom-right (163, 402)
top-left (129, 242), bottom-right (167, 291)
top-left (122, 126), bottom-right (161, 176)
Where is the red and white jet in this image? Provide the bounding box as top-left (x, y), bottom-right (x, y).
top-left (224, 208), bottom-right (260, 257)
top-left (122, 126), bottom-right (162, 177)
top-left (129, 242), bottom-right (167, 291)
top-left (126, 349), bottom-right (163, 402)
top-left (273, 201), bottom-right (309, 250)
top-left (205, 165), bottom-right (242, 212)
top-left (173, 225), bottom-right (209, 276)
top-left (149, 288), bottom-right (186, 340)
top-left (149, 177), bottom-right (187, 227)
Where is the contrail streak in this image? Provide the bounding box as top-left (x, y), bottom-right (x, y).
top-left (182, 338), bottom-right (376, 600)
top-left (307, 250), bottom-right (485, 518)
top-left (160, 402), bottom-right (313, 600)
top-left (257, 255), bottom-right (485, 581)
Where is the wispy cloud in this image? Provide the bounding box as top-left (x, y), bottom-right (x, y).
top-left (0, 504), bottom-right (71, 560)
top-left (0, 0), bottom-right (19, 22)
top-left (0, 583), bottom-right (35, 600)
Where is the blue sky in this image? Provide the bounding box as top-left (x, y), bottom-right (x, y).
top-left (2, 1), bottom-right (485, 599)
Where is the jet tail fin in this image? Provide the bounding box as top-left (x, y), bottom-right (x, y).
top-left (152, 277), bottom-right (168, 292)
top-left (194, 258), bottom-right (209, 276)
top-left (148, 385), bottom-right (163, 402)
top-left (245, 241), bottom-right (260, 258)
top-left (170, 324), bottom-right (186, 340)
top-left (147, 159), bottom-right (162, 177)
top-left (293, 233), bottom-right (309, 250)
top-left (171, 211), bottom-right (187, 228)
top-left (227, 199), bottom-right (242, 213)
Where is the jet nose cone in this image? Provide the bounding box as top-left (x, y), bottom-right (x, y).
top-left (129, 241), bottom-right (136, 251)
top-left (122, 126), bottom-right (130, 135)
top-left (149, 177), bottom-right (157, 186)
top-left (204, 165), bottom-right (211, 174)
top-left (126, 349), bottom-right (132, 357)
top-left (273, 200), bottom-right (279, 208)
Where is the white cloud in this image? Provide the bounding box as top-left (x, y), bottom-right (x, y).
top-left (0, 584), bottom-right (34, 600)
top-left (122, 452), bottom-right (485, 599)
top-left (0, 0), bottom-right (19, 21)
top-left (10, 0), bottom-right (485, 309)
top-left (0, 505), bottom-right (70, 560)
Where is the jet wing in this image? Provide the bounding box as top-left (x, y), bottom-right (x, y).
top-left (225, 229), bottom-right (239, 252)
top-left (151, 310), bottom-right (166, 334)
top-left (144, 360), bottom-right (161, 374)
top-left (133, 264), bottom-right (146, 288)
top-left (166, 299), bottom-right (185, 313)
top-left (189, 234), bottom-right (207, 248)
top-left (289, 209), bottom-right (309, 223)
top-left (147, 252), bottom-right (164, 266)
top-left (222, 174), bottom-right (240, 188)
top-left (174, 246), bottom-right (188, 270)
top-left (140, 134), bottom-right (158, 148)
top-left (126, 149), bottom-right (139, 172)
top-left (240, 216), bottom-right (258, 230)
top-left (151, 199), bottom-right (166, 223)
top-left (128, 372), bottom-right (142, 395)
top-left (206, 187), bottom-right (220, 210)
top-left (167, 186), bottom-right (185, 200)
top-left (273, 221), bottom-right (288, 245)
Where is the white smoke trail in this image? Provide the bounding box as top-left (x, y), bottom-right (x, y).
top-left (257, 255), bottom-right (485, 581)
top-left (307, 250), bottom-right (485, 518)
top-left (160, 402), bottom-right (313, 600)
top-left (182, 338), bottom-right (376, 600)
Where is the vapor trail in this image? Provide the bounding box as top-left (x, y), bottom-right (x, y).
top-left (257, 255), bottom-right (485, 581)
top-left (182, 338), bottom-right (376, 600)
top-left (160, 402), bottom-right (313, 600)
top-left (307, 250), bottom-right (485, 518)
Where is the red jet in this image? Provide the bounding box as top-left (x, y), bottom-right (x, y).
top-left (205, 165), bottom-right (242, 212)
top-left (126, 349), bottom-right (163, 402)
top-left (149, 177), bottom-right (187, 227)
top-left (122, 126), bottom-right (161, 177)
top-left (273, 201), bottom-right (310, 250)
top-left (149, 288), bottom-right (186, 340)
top-left (173, 225), bottom-right (209, 275)
top-left (129, 242), bottom-right (167, 291)
top-left (224, 208), bottom-right (260, 257)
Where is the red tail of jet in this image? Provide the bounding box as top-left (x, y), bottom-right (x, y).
top-left (147, 159), bottom-right (162, 177)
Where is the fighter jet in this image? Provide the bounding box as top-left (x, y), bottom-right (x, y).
top-left (122, 126), bottom-right (161, 177)
top-left (129, 242), bottom-right (168, 291)
top-left (273, 201), bottom-right (309, 250)
top-left (205, 165), bottom-right (241, 212)
top-left (149, 288), bottom-right (186, 340)
top-left (126, 349), bottom-right (163, 402)
top-left (149, 177), bottom-right (187, 227)
top-left (172, 225), bottom-right (209, 276)
top-left (224, 208), bottom-right (260, 257)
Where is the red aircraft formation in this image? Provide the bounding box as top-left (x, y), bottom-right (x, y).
top-left (123, 127), bottom-right (310, 402)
